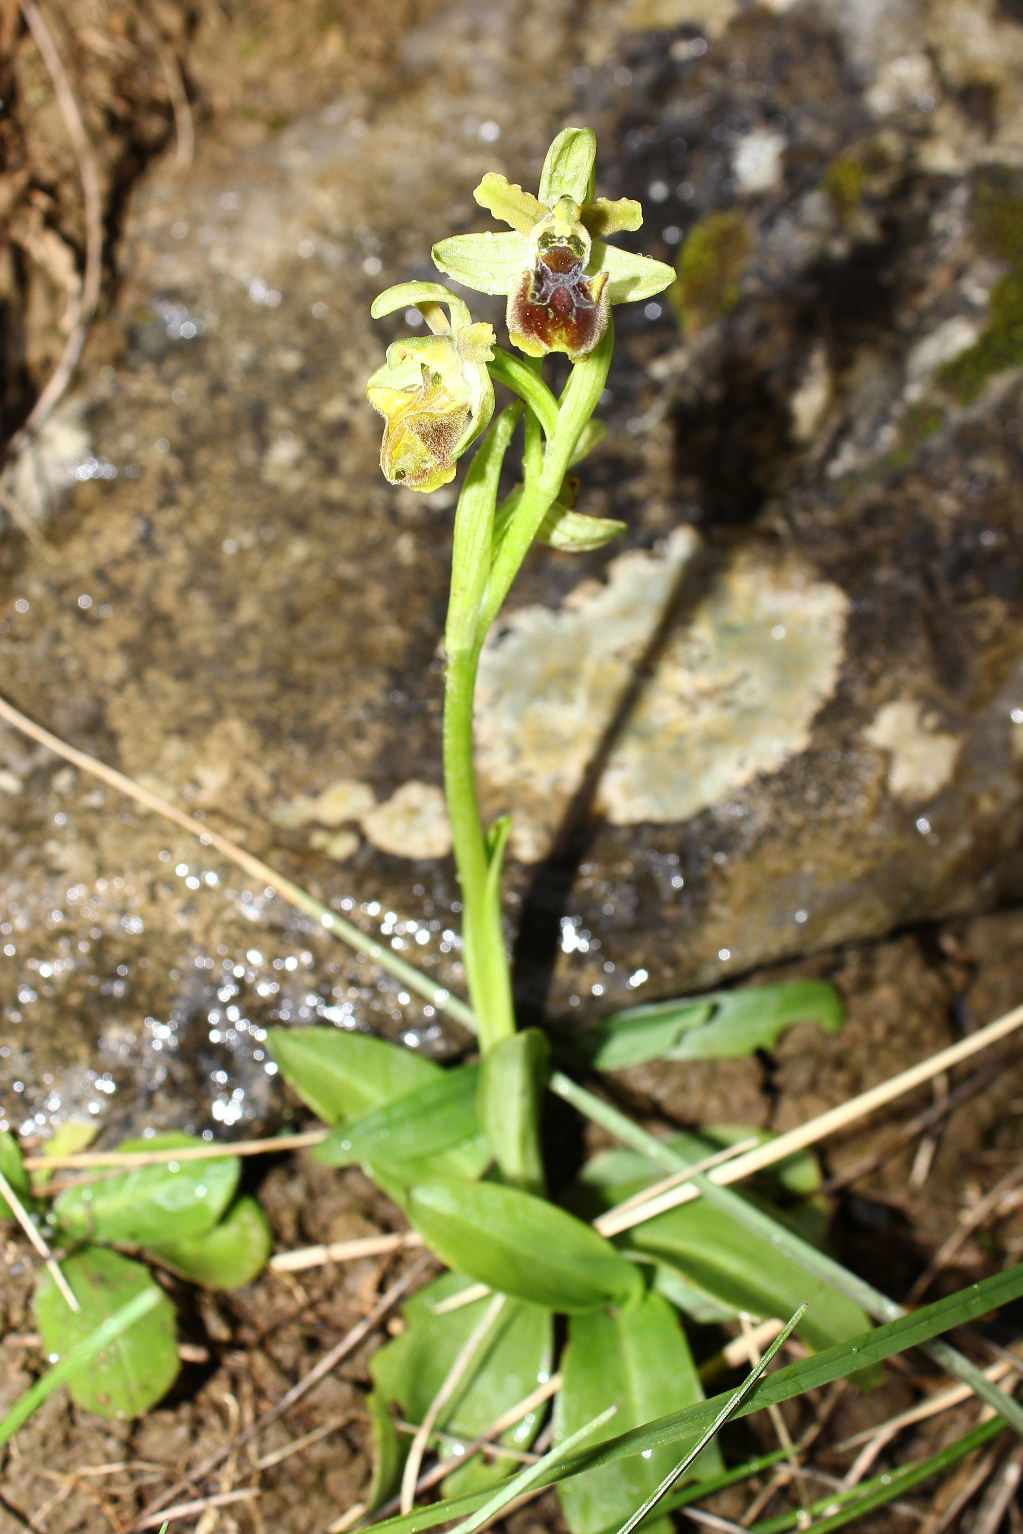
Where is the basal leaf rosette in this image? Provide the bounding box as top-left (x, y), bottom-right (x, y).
top-left (432, 127), bottom-right (675, 362)
top-left (367, 282), bottom-right (496, 493)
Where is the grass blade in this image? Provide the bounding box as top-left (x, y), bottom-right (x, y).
top-left (447, 1405), bottom-right (619, 1534)
top-left (614, 1307), bottom-right (805, 1534)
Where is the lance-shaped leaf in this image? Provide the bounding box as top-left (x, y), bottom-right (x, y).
top-left (371, 1270), bottom-right (554, 1497)
top-left (478, 1030), bottom-right (549, 1194)
top-left (408, 1178), bottom-right (643, 1313)
top-left (555, 1292), bottom-right (722, 1534)
top-left (574, 1146), bottom-right (873, 1359)
top-left (580, 979), bottom-right (843, 1071)
top-left (269, 1027), bottom-right (442, 1125)
top-left (314, 1063), bottom-right (488, 1183)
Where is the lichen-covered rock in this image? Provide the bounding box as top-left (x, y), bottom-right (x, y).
top-left (3, 0), bottom-right (1023, 1135)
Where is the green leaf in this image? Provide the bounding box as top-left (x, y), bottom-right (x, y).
top-left (0, 1129), bottom-right (35, 1218)
top-left (555, 1293), bottom-right (722, 1534)
top-left (478, 1030), bottom-right (549, 1194)
top-left (314, 1064), bottom-right (488, 1183)
top-left (367, 1389), bottom-right (406, 1512)
top-left (538, 128), bottom-right (597, 207)
top-left (432, 232), bottom-right (526, 298)
top-left (576, 1151), bottom-right (871, 1358)
top-left (474, 173), bottom-right (543, 233)
top-left (31, 1121), bottom-right (99, 1190)
top-left (343, 1264), bottom-right (1023, 1534)
top-left (54, 1133), bottom-right (238, 1247)
top-left (667, 981), bottom-right (844, 1062)
top-left (578, 1001), bottom-right (712, 1069)
top-left (536, 506), bottom-right (626, 553)
top-left (408, 1179), bottom-right (644, 1313)
top-left (371, 1271), bottom-right (553, 1496)
top-left (589, 241), bottom-right (676, 304)
top-left (583, 980), bottom-right (843, 1070)
top-left (34, 1248), bottom-right (179, 1419)
top-left (146, 1195), bottom-right (272, 1289)
top-left (268, 1027), bottom-right (442, 1125)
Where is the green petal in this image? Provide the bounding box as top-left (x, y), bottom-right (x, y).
top-left (582, 196), bottom-right (644, 238)
top-left (474, 173), bottom-right (543, 232)
top-left (589, 241), bottom-right (676, 304)
top-left (538, 127), bottom-right (596, 206)
top-left (432, 231), bottom-right (528, 296)
top-left (370, 281), bottom-right (473, 332)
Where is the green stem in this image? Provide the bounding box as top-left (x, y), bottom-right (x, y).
top-left (479, 320), bottom-right (613, 635)
top-left (443, 410), bottom-right (522, 1051)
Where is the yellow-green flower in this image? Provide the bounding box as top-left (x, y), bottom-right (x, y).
top-left (367, 283), bottom-right (496, 492)
top-left (432, 128), bottom-right (675, 361)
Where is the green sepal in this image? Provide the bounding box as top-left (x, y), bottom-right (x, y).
top-left (538, 127), bottom-right (597, 206)
top-left (555, 1292), bottom-right (722, 1534)
top-left (34, 1248), bottom-right (179, 1420)
top-left (478, 1030), bottom-right (550, 1194)
top-left (432, 231), bottom-right (526, 297)
top-left (589, 241), bottom-right (676, 303)
top-left (53, 1133), bottom-right (239, 1248)
top-left (474, 173), bottom-right (543, 232)
top-left (371, 1271), bottom-right (553, 1498)
top-left (370, 281), bottom-right (473, 332)
top-left (313, 1063), bottom-right (489, 1183)
top-left (407, 1178), bottom-right (644, 1313)
top-left (268, 1027), bottom-right (441, 1125)
top-left (145, 1195), bottom-right (272, 1289)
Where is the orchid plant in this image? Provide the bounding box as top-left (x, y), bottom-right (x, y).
top-left (269, 128), bottom-right (867, 1532)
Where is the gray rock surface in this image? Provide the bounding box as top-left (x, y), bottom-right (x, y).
top-left (2, 0), bottom-right (1023, 1136)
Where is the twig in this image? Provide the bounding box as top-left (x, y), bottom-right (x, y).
top-left (907, 1164), bottom-right (1023, 1304)
top-left (270, 1230), bottom-right (424, 1274)
top-left (8, 1), bottom-right (103, 458)
top-left (23, 1128), bottom-right (327, 1172)
top-left (134, 1487), bottom-right (259, 1529)
top-left (0, 1166), bottom-right (79, 1312)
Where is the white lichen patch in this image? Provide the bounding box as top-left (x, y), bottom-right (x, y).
top-left (271, 779), bottom-right (376, 830)
top-left (864, 699), bottom-right (962, 799)
top-left (360, 780), bottom-right (452, 860)
top-left (476, 530), bottom-right (849, 861)
top-left (309, 828), bottom-right (361, 861)
top-left (732, 128), bottom-right (788, 195)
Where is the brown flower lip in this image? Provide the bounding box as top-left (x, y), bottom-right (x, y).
top-left (508, 235), bottom-right (611, 362)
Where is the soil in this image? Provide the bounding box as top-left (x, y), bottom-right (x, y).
top-left (2, 4), bottom-right (1023, 1533)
